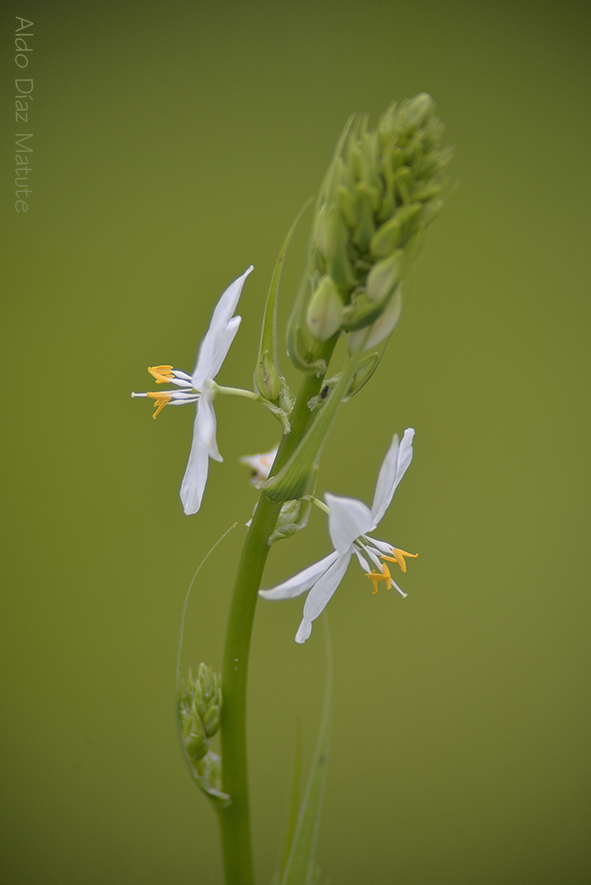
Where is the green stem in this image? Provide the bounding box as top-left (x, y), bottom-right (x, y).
top-left (214, 385), bottom-right (291, 433)
top-left (218, 340), bottom-right (336, 885)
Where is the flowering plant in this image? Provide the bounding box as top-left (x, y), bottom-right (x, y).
top-left (133, 94), bottom-right (451, 885)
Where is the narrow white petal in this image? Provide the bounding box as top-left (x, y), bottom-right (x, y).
top-left (197, 386), bottom-right (221, 462)
top-left (180, 406), bottom-right (210, 515)
top-left (259, 551), bottom-right (339, 600)
top-left (295, 620), bottom-right (313, 643)
top-left (195, 316), bottom-right (242, 388)
top-left (295, 553), bottom-right (351, 643)
top-left (192, 267), bottom-right (253, 386)
top-left (370, 428), bottom-right (415, 527)
top-left (326, 492), bottom-right (373, 554)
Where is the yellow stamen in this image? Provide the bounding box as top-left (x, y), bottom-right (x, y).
top-left (146, 391), bottom-right (172, 418)
top-left (380, 547), bottom-right (418, 573)
top-left (148, 365), bottom-right (175, 384)
top-left (365, 563), bottom-right (392, 595)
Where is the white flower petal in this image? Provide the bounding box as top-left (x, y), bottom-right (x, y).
top-left (195, 315), bottom-right (242, 388)
top-left (259, 551), bottom-right (339, 601)
top-left (180, 406), bottom-right (211, 515)
top-left (370, 428), bottom-right (415, 527)
top-left (197, 386), bottom-right (221, 462)
top-left (208, 265), bottom-right (253, 333)
top-left (192, 268), bottom-right (253, 388)
top-left (295, 552), bottom-right (351, 643)
top-left (325, 492), bottom-right (373, 554)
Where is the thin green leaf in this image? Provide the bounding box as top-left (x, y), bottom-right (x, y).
top-left (279, 716), bottom-right (303, 878)
top-left (256, 199), bottom-right (313, 378)
top-left (279, 616), bottom-right (332, 885)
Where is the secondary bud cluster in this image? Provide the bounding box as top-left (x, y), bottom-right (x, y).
top-left (178, 664), bottom-right (222, 764)
top-left (289, 93), bottom-right (451, 367)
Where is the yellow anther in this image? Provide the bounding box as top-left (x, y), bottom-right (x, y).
top-left (365, 563), bottom-right (392, 595)
top-left (146, 391), bottom-right (171, 418)
top-left (148, 365), bottom-right (175, 384)
top-left (380, 547), bottom-right (418, 573)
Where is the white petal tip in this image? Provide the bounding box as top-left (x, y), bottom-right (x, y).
top-left (295, 620), bottom-right (312, 643)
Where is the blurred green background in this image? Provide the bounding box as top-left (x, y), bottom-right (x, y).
top-left (2, 0), bottom-right (590, 882)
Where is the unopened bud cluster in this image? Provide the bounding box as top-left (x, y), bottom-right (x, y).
top-left (179, 664), bottom-right (222, 764)
top-left (289, 93), bottom-right (452, 366)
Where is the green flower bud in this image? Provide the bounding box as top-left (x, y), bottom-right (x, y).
top-left (419, 198), bottom-right (443, 226)
top-left (306, 275), bottom-right (344, 341)
top-left (255, 350), bottom-right (282, 402)
top-left (324, 206), bottom-right (355, 290)
top-left (183, 709), bottom-right (209, 762)
top-left (348, 285), bottom-right (403, 352)
top-left (367, 251), bottom-right (406, 302)
top-left (369, 217), bottom-right (403, 258)
top-left (396, 92), bottom-right (436, 136)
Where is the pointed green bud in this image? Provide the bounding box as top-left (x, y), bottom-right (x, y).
top-left (256, 350), bottom-right (282, 402)
top-left (325, 205), bottom-right (355, 290)
top-left (183, 709), bottom-right (209, 762)
top-left (195, 663), bottom-right (222, 736)
top-left (370, 217), bottom-right (403, 258)
top-left (352, 182), bottom-right (377, 252)
top-left (306, 275), bottom-right (344, 341)
top-left (397, 92), bottom-right (436, 136)
top-left (419, 198), bottom-right (443, 226)
top-left (394, 201), bottom-right (422, 230)
top-left (366, 251), bottom-right (406, 302)
top-left (348, 285), bottom-right (403, 352)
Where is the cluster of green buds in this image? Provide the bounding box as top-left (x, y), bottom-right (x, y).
top-left (288, 93), bottom-right (452, 372)
top-left (178, 664), bottom-right (229, 807)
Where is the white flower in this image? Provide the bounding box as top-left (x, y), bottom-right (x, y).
top-left (259, 428), bottom-right (416, 643)
top-left (239, 447), bottom-right (278, 486)
top-left (132, 266), bottom-right (254, 514)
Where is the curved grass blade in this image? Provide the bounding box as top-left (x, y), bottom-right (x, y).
top-left (279, 616), bottom-right (332, 885)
